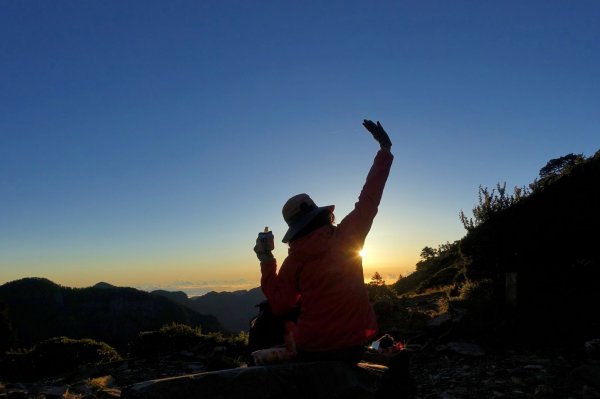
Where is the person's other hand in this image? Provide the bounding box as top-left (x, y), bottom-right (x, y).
top-left (363, 120), bottom-right (392, 149)
top-left (254, 236), bottom-right (275, 263)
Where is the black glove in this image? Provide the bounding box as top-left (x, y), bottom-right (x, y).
top-left (254, 236), bottom-right (275, 263)
top-left (363, 120), bottom-right (392, 149)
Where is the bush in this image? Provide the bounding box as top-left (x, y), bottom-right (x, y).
top-left (366, 283), bottom-right (397, 303)
top-left (417, 266), bottom-right (460, 292)
top-left (448, 279), bottom-right (494, 311)
top-left (393, 241), bottom-right (463, 296)
top-left (130, 323), bottom-right (249, 361)
top-left (392, 269), bottom-right (429, 296)
top-left (0, 302), bottom-right (13, 352)
top-left (0, 337), bottom-right (121, 381)
top-left (130, 323), bottom-right (203, 357)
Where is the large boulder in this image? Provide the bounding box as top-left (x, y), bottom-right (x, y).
top-left (122, 361), bottom-right (386, 399)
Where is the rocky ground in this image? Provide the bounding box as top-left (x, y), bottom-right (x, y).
top-left (2, 344), bottom-right (598, 398)
top-left (411, 344), bottom-right (600, 398)
top-left (397, 290), bottom-right (600, 398)
top-left (2, 290), bottom-right (599, 398)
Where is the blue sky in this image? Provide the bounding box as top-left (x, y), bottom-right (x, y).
top-left (1, 1), bottom-right (599, 295)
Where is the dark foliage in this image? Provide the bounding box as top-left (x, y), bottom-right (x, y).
top-left (459, 183), bottom-right (528, 231)
top-left (130, 323), bottom-right (248, 369)
top-left (0, 302), bottom-right (13, 352)
top-left (0, 337), bottom-right (121, 381)
top-left (130, 323), bottom-right (204, 357)
top-left (448, 279), bottom-right (495, 312)
top-left (393, 241), bottom-right (463, 295)
top-left (366, 272), bottom-right (397, 302)
top-left (538, 153), bottom-right (585, 182)
top-left (393, 150), bottom-right (600, 343)
top-left (460, 151), bottom-right (600, 340)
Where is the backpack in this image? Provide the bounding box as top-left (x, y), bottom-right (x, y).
top-left (248, 300), bottom-right (299, 356)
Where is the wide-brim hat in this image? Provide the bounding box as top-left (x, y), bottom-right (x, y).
top-left (281, 193), bottom-right (334, 243)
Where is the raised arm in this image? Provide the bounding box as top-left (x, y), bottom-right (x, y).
top-left (336, 120), bottom-right (394, 247)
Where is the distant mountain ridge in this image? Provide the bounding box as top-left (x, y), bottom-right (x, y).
top-left (150, 290), bottom-right (189, 305)
top-left (0, 278), bottom-right (224, 350)
top-left (151, 287), bottom-right (265, 333)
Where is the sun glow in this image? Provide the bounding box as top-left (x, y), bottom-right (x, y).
top-left (358, 249), bottom-right (366, 258)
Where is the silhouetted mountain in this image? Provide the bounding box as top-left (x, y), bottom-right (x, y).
top-left (189, 288), bottom-right (265, 333)
top-left (93, 281), bottom-right (117, 289)
top-left (0, 278), bottom-right (224, 351)
top-left (151, 287), bottom-right (265, 333)
top-left (150, 290), bottom-right (189, 305)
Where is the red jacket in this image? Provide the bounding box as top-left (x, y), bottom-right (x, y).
top-left (260, 149), bottom-right (394, 352)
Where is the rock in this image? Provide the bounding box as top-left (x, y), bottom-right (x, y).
top-left (98, 387), bottom-right (122, 398)
top-left (4, 390), bottom-right (29, 399)
top-left (586, 339), bottom-right (600, 362)
top-left (69, 382), bottom-right (93, 396)
top-left (428, 314), bottom-right (453, 327)
top-left (570, 365), bottom-right (600, 389)
top-left (90, 375), bottom-right (117, 388)
top-left (534, 384), bottom-right (554, 397)
top-left (427, 309), bottom-right (467, 328)
top-left (122, 361), bottom-right (385, 399)
top-left (40, 385), bottom-right (67, 397)
top-left (438, 342), bottom-right (485, 357)
top-left (404, 343), bottom-right (423, 352)
top-left (524, 364), bottom-right (545, 370)
top-left (583, 385), bottom-right (600, 399)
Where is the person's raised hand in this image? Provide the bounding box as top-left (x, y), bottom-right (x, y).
top-left (363, 120), bottom-right (392, 149)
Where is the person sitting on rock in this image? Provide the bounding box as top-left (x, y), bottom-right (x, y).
top-left (253, 119), bottom-right (394, 364)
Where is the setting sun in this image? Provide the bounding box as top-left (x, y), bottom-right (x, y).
top-left (358, 249), bottom-right (366, 258)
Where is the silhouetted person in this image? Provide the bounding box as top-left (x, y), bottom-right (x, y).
top-left (253, 119), bottom-right (393, 363)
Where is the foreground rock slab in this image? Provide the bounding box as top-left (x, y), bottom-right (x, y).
top-left (122, 361), bottom-right (385, 399)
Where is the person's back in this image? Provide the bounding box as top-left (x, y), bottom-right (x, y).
top-left (284, 224), bottom-right (376, 352)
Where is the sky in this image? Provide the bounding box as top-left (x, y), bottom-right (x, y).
top-left (1, 1), bottom-right (599, 296)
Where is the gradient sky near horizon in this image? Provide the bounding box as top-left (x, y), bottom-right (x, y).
top-left (1, 1), bottom-right (599, 296)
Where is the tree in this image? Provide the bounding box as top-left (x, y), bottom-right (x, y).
top-left (366, 272), bottom-right (396, 302)
top-left (539, 153), bottom-right (584, 180)
top-left (530, 153), bottom-right (586, 191)
top-left (370, 272), bottom-right (385, 286)
top-left (420, 246), bottom-right (437, 261)
top-left (459, 183), bottom-right (528, 231)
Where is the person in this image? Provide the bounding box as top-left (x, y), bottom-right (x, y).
top-left (253, 119), bottom-right (394, 364)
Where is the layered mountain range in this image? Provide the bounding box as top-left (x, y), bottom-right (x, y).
top-left (0, 278), bottom-right (224, 351)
